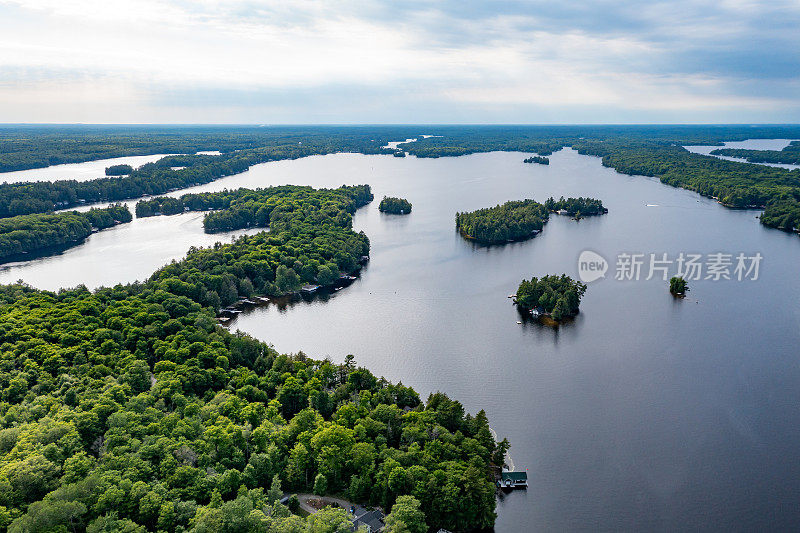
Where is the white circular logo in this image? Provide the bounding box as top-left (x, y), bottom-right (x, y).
top-left (578, 250), bottom-right (608, 283)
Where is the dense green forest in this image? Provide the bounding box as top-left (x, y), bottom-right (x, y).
top-left (0, 205), bottom-right (131, 263)
top-left (711, 141), bottom-right (800, 165)
top-left (515, 274), bottom-right (587, 320)
top-left (144, 186), bottom-right (372, 306)
top-left (378, 197), bottom-right (412, 214)
top-left (136, 197), bottom-right (186, 217)
top-left (523, 156), bottom-right (549, 165)
top-left (0, 181), bottom-right (504, 532)
top-left (456, 200), bottom-right (550, 244)
top-left (135, 185), bottom-right (373, 236)
top-left (760, 198), bottom-right (800, 232)
top-left (544, 196), bottom-right (607, 217)
top-left (105, 164), bottom-right (134, 176)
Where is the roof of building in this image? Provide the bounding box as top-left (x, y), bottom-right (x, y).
top-left (354, 509), bottom-right (385, 531)
top-left (501, 471), bottom-right (528, 482)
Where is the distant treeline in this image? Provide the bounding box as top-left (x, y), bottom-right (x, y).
top-left (378, 196), bottom-right (412, 214)
top-left (523, 156), bottom-right (549, 165)
top-left (0, 204), bottom-right (131, 262)
top-left (545, 196), bottom-right (607, 216)
top-left (456, 199), bottom-right (549, 244)
top-left (570, 139), bottom-right (800, 233)
top-left (516, 274), bottom-right (587, 320)
top-left (0, 125), bottom-right (419, 173)
top-left (4, 125), bottom-right (800, 235)
top-left (105, 164), bottom-right (133, 176)
top-left (711, 141), bottom-right (800, 165)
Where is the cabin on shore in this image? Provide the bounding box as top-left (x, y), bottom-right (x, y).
top-left (498, 471), bottom-right (528, 490)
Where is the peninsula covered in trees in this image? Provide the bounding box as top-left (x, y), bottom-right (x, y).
top-left (523, 155), bottom-right (549, 165)
top-left (710, 141), bottom-right (800, 165)
top-left (378, 196), bottom-right (412, 214)
top-left (0, 180), bottom-right (504, 532)
top-left (515, 274), bottom-right (587, 321)
top-left (545, 196), bottom-right (608, 217)
top-left (456, 199), bottom-right (549, 244)
top-left (0, 204), bottom-right (131, 263)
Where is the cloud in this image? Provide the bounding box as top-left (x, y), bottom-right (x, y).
top-left (0, 0), bottom-right (797, 122)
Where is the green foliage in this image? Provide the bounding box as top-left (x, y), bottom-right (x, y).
top-left (105, 164), bottom-right (134, 176)
top-left (544, 196), bottom-right (607, 217)
top-left (669, 276), bottom-right (688, 295)
top-left (0, 204), bottom-right (132, 263)
top-left (760, 198), bottom-right (800, 232)
top-left (378, 197), bottom-right (412, 214)
top-left (516, 274), bottom-right (587, 319)
top-left (456, 199), bottom-right (549, 244)
top-left (146, 186), bottom-right (371, 306)
top-left (0, 183), bottom-right (501, 532)
top-left (523, 155), bottom-right (549, 165)
top-left (385, 495), bottom-right (426, 533)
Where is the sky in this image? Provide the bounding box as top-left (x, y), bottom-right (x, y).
top-left (0, 0), bottom-right (798, 124)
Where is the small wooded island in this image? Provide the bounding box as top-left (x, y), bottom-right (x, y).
top-left (456, 199), bottom-right (549, 244)
top-left (515, 274), bottom-right (587, 321)
top-left (379, 196), bottom-right (412, 214)
top-left (104, 163), bottom-right (134, 175)
top-left (523, 155), bottom-right (549, 165)
top-left (670, 276), bottom-right (689, 296)
top-left (545, 196), bottom-right (608, 218)
top-left (456, 196), bottom-right (607, 245)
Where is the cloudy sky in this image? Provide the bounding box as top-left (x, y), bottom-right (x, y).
top-left (0, 0), bottom-right (798, 123)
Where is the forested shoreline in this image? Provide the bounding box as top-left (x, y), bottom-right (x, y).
top-left (710, 141), bottom-right (800, 165)
top-left (0, 204), bottom-right (131, 263)
top-left (0, 182), bottom-right (504, 532)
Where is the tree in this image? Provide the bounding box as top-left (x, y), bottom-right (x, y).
top-left (313, 473), bottom-right (328, 496)
top-left (670, 276), bottom-right (688, 295)
top-left (385, 495), bottom-right (427, 533)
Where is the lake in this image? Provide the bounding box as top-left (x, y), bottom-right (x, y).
top-left (3, 145), bottom-right (800, 530)
top-left (0, 153), bottom-right (175, 183)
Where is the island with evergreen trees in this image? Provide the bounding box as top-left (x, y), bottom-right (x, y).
top-left (105, 163), bottom-right (134, 176)
top-left (545, 196), bottom-right (608, 217)
top-left (378, 196), bottom-right (412, 214)
top-left (670, 276), bottom-right (689, 296)
top-left (456, 199), bottom-right (549, 244)
top-left (515, 274), bottom-right (587, 321)
top-left (523, 155), bottom-right (549, 165)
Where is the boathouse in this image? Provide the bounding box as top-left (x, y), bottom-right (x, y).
top-left (499, 471), bottom-right (528, 489)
